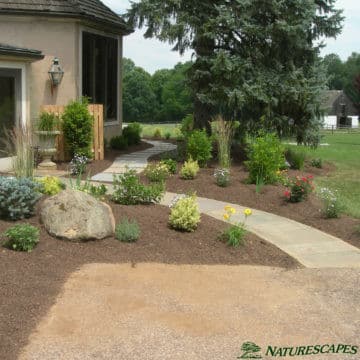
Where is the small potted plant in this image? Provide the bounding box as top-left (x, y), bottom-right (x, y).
top-left (35, 112), bottom-right (61, 169)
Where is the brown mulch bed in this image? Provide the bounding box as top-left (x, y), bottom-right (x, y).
top-left (56, 141), bottom-right (153, 177)
top-left (155, 161), bottom-right (360, 249)
top-left (0, 202), bottom-right (299, 360)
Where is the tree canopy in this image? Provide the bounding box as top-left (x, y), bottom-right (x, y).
top-left (122, 58), bottom-right (193, 123)
top-left (127, 0), bottom-right (344, 138)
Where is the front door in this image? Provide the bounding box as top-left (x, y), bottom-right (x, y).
top-left (0, 68), bottom-right (22, 158)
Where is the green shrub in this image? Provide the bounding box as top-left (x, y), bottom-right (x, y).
top-left (186, 130), bottom-right (212, 167)
top-left (112, 169), bottom-right (164, 205)
top-left (36, 176), bottom-right (65, 195)
top-left (160, 159), bottom-right (177, 174)
top-left (311, 158), bottom-right (323, 168)
top-left (165, 132), bottom-right (171, 140)
top-left (180, 158), bottom-right (200, 180)
top-left (214, 168), bottom-right (230, 187)
top-left (169, 194), bottom-right (200, 232)
top-left (285, 147), bottom-right (306, 170)
top-left (180, 114), bottom-right (194, 138)
top-left (115, 218), bottom-right (140, 242)
top-left (245, 133), bottom-right (284, 184)
top-left (144, 162), bottom-right (169, 182)
top-left (319, 187), bottom-right (341, 218)
top-left (110, 135), bottom-right (128, 150)
top-left (123, 123), bottom-right (142, 145)
top-left (284, 175), bottom-right (314, 203)
top-left (62, 98), bottom-right (93, 158)
top-left (153, 128), bottom-right (162, 138)
top-left (3, 224), bottom-right (39, 252)
top-left (0, 177), bottom-right (41, 220)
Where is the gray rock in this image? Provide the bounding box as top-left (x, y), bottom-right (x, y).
top-left (40, 190), bottom-right (115, 241)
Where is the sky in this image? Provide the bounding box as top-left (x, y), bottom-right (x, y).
top-left (102, 0), bottom-right (360, 74)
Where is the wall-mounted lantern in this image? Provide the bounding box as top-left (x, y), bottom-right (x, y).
top-left (48, 57), bottom-right (64, 87)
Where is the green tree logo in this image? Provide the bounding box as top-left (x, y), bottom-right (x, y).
top-left (238, 342), bottom-right (262, 359)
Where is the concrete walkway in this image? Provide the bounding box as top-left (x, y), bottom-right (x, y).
top-left (161, 192), bottom-right (360, 269)
top-left (91, 140), bottom-right (177, 182)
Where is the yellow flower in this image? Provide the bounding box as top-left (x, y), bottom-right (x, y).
top-left (223, 213), bottom-right (230, 221)
top-left (224, 205), bottom-right (232, 212)
top-left (244, 208), bottom-right (252, 217)
top-left (230, 207), bottom-right (236, 214)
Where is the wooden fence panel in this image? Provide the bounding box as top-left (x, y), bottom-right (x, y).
top-left (40, 104), bottom-right (104, 161)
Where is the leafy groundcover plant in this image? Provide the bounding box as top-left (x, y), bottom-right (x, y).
top-left (3, 224), bottom-right (39, 252)
top-left (115, 218), bottom-right (140, 242)
top-left (219, 206), bottom-right (252, 247)
top-left (144, 162), bottom-right (170, 182)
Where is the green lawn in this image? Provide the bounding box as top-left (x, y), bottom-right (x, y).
top-left (139, 123), bottom-right (181, 139)
top-left (289, 133), bottom-right (360, 218)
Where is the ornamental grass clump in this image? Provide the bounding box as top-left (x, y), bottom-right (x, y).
top-left (169, 194), bottom-right (200, 232)
top-left (285, 147), bottom-right (306, 170)
top-left (115, 218), bottom-right (140, 242)
top-left (220, 206), bottom-right (252, 247)
top-left (319, 187), bottom-right (341, 218)
top-left (180, 158), bottom-right (199, 180)
top-left (214, 168), bottom-right (230, 187)
top-left (213, 116), bottom-right (235, 168)
top-left (3, 224), bottom-right (39, 252)
top-left (144, 162), bottom-right (170, 182)
top-left (284, 175), bottom-right (314, 203)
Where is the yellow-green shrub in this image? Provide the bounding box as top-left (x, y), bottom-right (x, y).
top-left (169, 194), bottom-right (200, 232)
top-left (36, 176), bottom-right (64, 195)
top-left (180, 158), bottom-right (199, 180)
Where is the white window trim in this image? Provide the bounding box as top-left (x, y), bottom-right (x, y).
top-left (0, 61), bottom-right (27, 126)
top-left (79, 25), bottom-right (121, 127)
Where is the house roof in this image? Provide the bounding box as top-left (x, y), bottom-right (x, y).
top-left (0, 43), bottom-right (44, 60)
top-left (0, 0), bottom-right (132, 35)
top-left (322, 90), bottom-right (358, 116)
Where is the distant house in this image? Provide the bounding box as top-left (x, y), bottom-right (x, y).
top-left (0, 0), bottom-right (132, 166)
top-left (322, 90), bottom-right (359, 128)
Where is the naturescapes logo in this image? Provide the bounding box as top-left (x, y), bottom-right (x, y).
top-left (238, 342), bottom-right (358, 359)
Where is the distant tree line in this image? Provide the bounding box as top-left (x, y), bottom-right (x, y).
top-left (322, 52), bottom-right (360, 113)
top-left (122, 58), bottom-right (193, 123)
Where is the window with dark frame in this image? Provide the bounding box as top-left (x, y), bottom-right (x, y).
top-left (82, 32), bottom-right (118, 122)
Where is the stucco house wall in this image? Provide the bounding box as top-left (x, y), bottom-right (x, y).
top-left (0, 16), bottom-right (124, 137)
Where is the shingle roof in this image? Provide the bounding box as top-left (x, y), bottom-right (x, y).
top-left (0, 0), bottom-right (132, 35)
top-left (0, 43), bottom-right (44, 59)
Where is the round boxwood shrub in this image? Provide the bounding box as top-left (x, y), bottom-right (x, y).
top-left (62, 98), bottom-right (93, 158)
top-left (110, 135), bottom-right (128, 150)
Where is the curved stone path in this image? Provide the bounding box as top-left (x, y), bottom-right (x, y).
top-left (87, 139), bottom-right (359, 269)
top-left (91, 140), bottom-right (177, 182)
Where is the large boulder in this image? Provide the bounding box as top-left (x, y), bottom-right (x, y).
top-left (40, 190), bottom-right (115, 241)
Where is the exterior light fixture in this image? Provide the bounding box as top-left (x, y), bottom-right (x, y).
top-left (48, 57), bottom-right (64, 87)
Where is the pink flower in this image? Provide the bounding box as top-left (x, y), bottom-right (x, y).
top-left (284, 190), bottom-right (291, 198)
